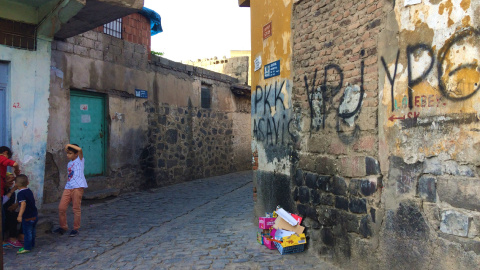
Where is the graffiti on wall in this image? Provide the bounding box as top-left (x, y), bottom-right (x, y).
top-left (252, 80), bottom-right (295, 146)
top-left (382, 27), bottom-right (480, 122)
top-left (303, 51), bottom-right (365, 143)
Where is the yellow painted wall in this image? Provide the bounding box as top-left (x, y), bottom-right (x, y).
top-left (251, 0), bottom-right (293, 89)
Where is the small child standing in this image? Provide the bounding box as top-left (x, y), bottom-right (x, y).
top-left (16, 174), bottom-right (38, 254)
top-left (53, 144), bottom-right (87, 237)
top-left (3, 172), bottom-right (22, 248)
top-left (0, 146), bottom-right (21, 196)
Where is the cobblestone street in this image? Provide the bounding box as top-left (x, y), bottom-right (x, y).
top-left (5, 171), bottom-right (338, 270)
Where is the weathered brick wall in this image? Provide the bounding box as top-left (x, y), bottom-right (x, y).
top-left (289, 0), bottom-right (480, 268)
top-left (93, 12), bottom-right (151, 55)
top-left (291, 0), bottom-right (385, 265)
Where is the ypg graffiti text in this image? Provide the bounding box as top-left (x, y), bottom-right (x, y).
top-left (382, 27), bottom-right (480, 112)
top-left (304, 51), bottom-right (365, 137)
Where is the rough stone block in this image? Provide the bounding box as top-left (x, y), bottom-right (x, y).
top-left (423, 157), bottom-right (442, 175)
top-left (305, 172), bottom-right (318, 188)
top-left (335, 196), bottom-right (349, 210)
top-left (360, 215), bottom-right (372, 238)
top-left (385, 200), bottom-right (429, 240)
top-left (311, 189), bottom-right (320, 204)
top-left (166, 129), bottom-right (178, 144)
top-left (81, 30), bottom-right (98, 41)
top-left (314, 156), bottom-right (337, 175)
top-left (111, 36), bottom-right (123, 48)
top-left (332, 176), bottom-right (347, 195)
top-left (317, 175), bottom-right (332, 191)
top-left (338, 156), bottom-right (366, 177)
top-left (320, 193), bottom-right (335, 206)
top-left (75, 36), bottom-right (95, 48)
top-left (440, 210), bottom-right (471, 237)
top-left (360, 178), bottom-right (377, 196)
top-left (321, 228), bottom-right (335, 246)
top-left (418, 176), bottom-right (436, 202)
top-left (74, 45), bottom-right (88, 57)
top-left (365, 156), bottom-right (380, 175)
top-left (298, 154), bottom-right (316, 173)
top-left (88, 49), bottom-right (103, 60)
top-left (349, 198), bottom-right (367, 213)
top-left (389, 156), bottom-right (422, 194)
top-left (298, 187), bottom-right (310, 204)
top-left (437, 176), bottom-right (480, 211)
top-left (348, 179), bottom-right (362, 196)
top-left (295, 169), bottom-right (304, 186)
top-left (458, 165), bottom-right (475, 177)
top-left (443, 160), bottom-right (460, 175)
top-left (123, 40), bottom-right (135, 52)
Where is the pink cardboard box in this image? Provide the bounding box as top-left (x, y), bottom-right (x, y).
top-left (263, 236), bottom-right (277, 250)
top-left (259, 217), bottom-right (276, 229)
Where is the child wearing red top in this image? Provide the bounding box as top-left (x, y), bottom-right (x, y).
top-left (0, 146), bottom-right (20, 196)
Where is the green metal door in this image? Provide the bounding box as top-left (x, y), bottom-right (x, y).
top-left (70, 91), bottom-right (107, 177)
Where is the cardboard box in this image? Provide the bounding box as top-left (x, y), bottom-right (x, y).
top-left (291, 214), bottom-right (303, 224)
top-left (257, 231), bottom-right (264, 245)
top-left (280, 233), bottom-right (307, 247)
top-left (273, 216), bottom-right (305, 235)
top-left (259, 217), bottom-right (276, 229)
top-left (263, 236), bottom-right (277, 250)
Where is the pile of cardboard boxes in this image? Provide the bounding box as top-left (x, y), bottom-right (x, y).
top-left (257, 207), bottom-right (306, 255)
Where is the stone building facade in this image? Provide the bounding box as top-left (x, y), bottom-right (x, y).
top-left (242, 0), bottom-right (480, 268)
top-left (44, 26), bottom-right (251, 203)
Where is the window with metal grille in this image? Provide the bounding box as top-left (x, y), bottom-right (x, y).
top-left (201, 86), bottom-right (211, 109)
top-left (0, 18), bottom-right (36, 50)
top-left (104, 18), bottom-right (122, 39)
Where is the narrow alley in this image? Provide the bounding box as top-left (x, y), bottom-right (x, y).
top-left (5, 171), bottom-right (337, 270)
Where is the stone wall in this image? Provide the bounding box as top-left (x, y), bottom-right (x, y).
top-left (184, 55), bottom-right (250, 85)
top-left (141, 103), bottom-right (251, 187)
top-left (44, 30), bottom-right (251, 203)
top-left (288, 0), bottom-right (480, 269)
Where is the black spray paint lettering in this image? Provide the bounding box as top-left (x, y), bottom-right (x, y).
top-left (254, 81), bottom-right (287, 115)
top-left (304, 50), bottom-right (365, 132)
top-left (437, 27), bottom-right (480, 101)
top-left (382, 28), bottom-right (480, 108)
top-left (253, 114), bottom-right (291, 146)
top-left (407, 44), bottom-right (435, 109)
top-left (381, 51), bottom-right (400, 112)
top-left (253, 80), bottom-right (293, 145)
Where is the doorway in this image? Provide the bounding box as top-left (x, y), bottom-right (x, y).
top-left (0, 62), bottom-right (8, 147)
top-left (70, 90), bottom-right (107, 177)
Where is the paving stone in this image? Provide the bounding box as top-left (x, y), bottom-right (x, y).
top-left (6, 171), bottom-right (338, 270)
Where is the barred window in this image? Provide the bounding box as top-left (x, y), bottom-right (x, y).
top-left (0, 18), bottom-right (36, 50)
top-left (104, 18), bottom-right (122, 39)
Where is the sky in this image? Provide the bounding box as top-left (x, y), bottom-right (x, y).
top-left (144, 0), bottom-right (251, 62)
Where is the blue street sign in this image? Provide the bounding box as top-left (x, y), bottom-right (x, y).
top-left (264, 60), bottom-right (280, 79)
top-left (135, 89), bottom-right (148, 98)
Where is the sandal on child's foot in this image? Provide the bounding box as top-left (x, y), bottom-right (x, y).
top-left (17, 248), bottom-right (31, 254)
